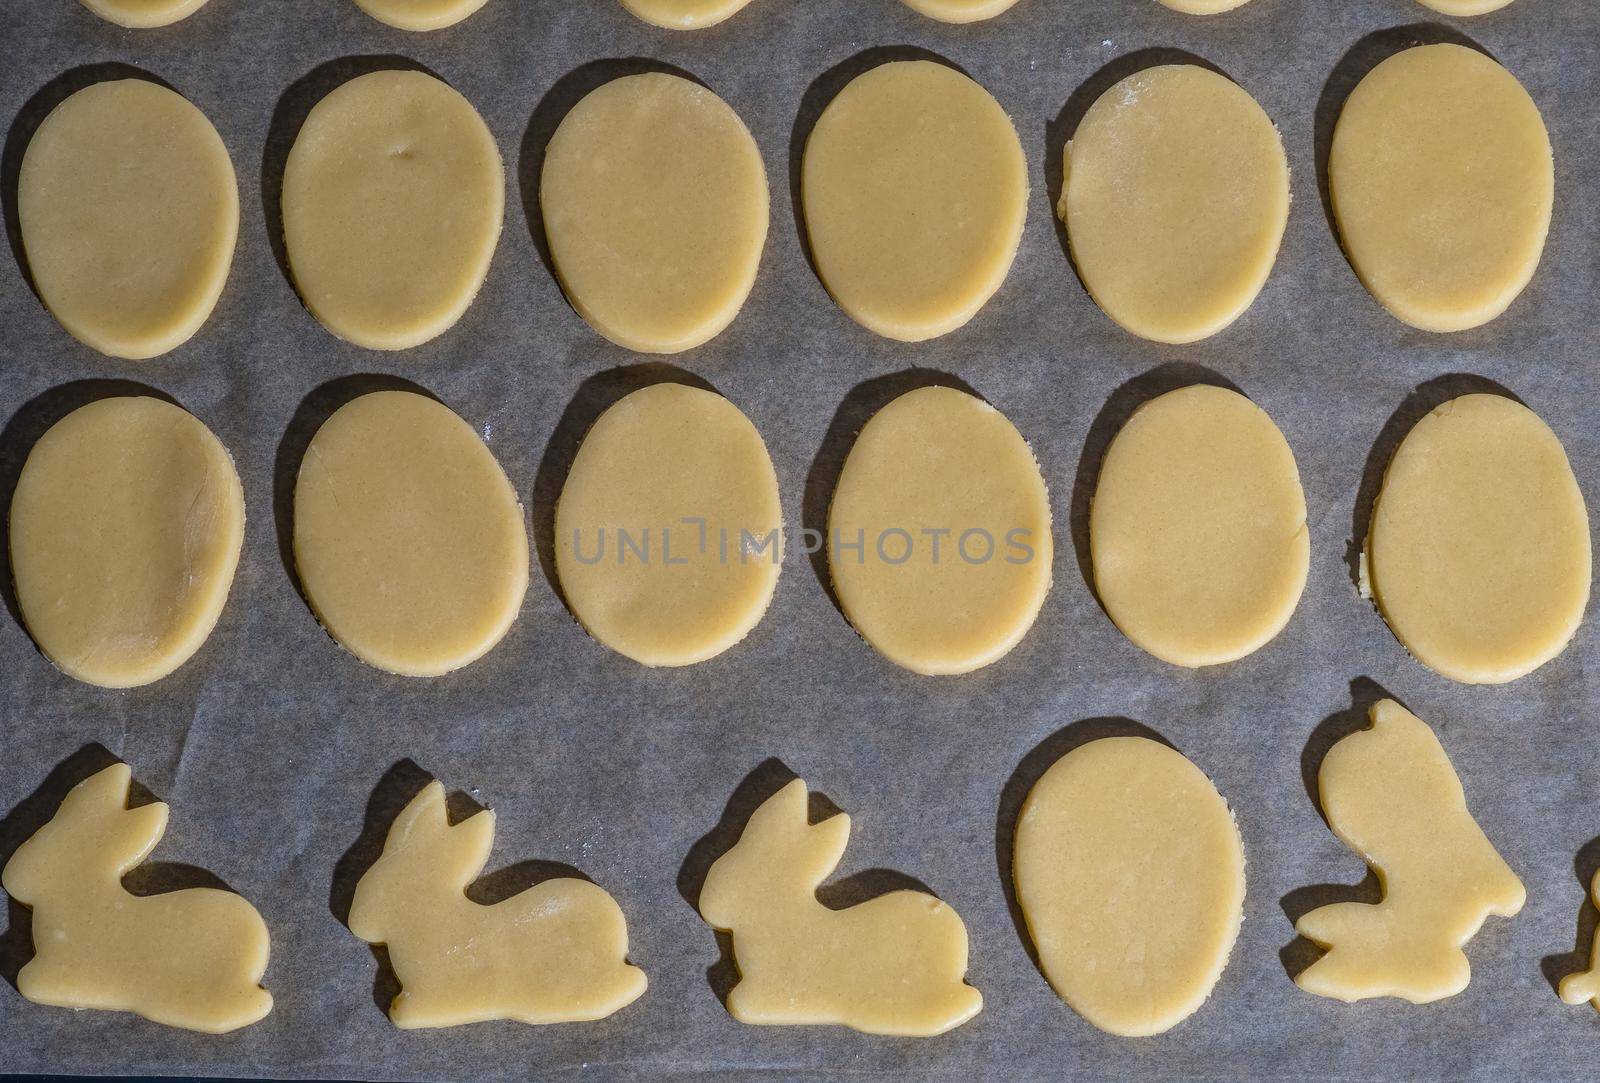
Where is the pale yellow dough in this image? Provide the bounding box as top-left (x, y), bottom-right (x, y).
top-left (828, 386), bottom-right (1052, 675)
top-left (899, 0), bottom-right (1022, 23)
top-left (1013, 737), bottom-right (1244, 1037)
top-left (1060, 65), bottom-right (1288, 343)
top-left (1295, 699), bottom-right (1525, 1003)
top-left (802, 61), bottom-right (1028, 341)
top-left (1415, 0), bottom-right (1514, 13)
top-left (555, 383), bottom-right (781, 667)
top-left (616, 0), bottom-right (754, 28)
top-left (349, 779), bottom-right (646, 1028)
top-left (1091, 385), bottom-right (1308, 668)
top-left (1155, 0), bottom-right (1253, 13)
top-left (1366, 393), bottom-right (1590, 684)
top-left (79, 0), bottom-right (210, 27)
top-left (19, 80), bottom-right (238, 359)
top-left (1330, 44), bottom-right (1552, 332)
top-left (282, 70), bottom-right (503, 350)
top-left (541, 73), bottom-right (768, 353)
top-left (293, 391), bottom-right (528, 676)
top-left (353, 0), bottom-right (491, 30)
top-left (2, 764), bottom-right (271, 1033)
top-left (10, 397), bottom-right (244, 689)
top-left (699, 778), bottom-right (982, 1036)
top-left (1558, 871), bottom-right (1600, 1011)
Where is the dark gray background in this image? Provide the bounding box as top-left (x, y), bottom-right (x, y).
top-left (0, 0), bottom-right (1595, 1078)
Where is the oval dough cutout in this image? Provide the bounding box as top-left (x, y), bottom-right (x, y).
top-left (1365, 393), bottom-right (1590, 684)
top-left (10, 397), bottom-right (244, 688)
top-left (1014, 736), bottom-right (1245, 1036)
top-left (294, 391), bottom-right (528, 676)
top-left (1091, 384), bottom-right (1308, 667)
top-left (80, 0), bottom-right (210, 27)
top-left (1329, 44), bottom-right (1552, 332)
top-left (555, 383), bottom-right (781, 667)
top-left (1155, 0), bottom-right (1252, 13)
top-left (899, 0), bottom-right (1022, 23)
top-left (802, 61), bottom-right (1028, 342)
top-left (20, 80), bottom-right (238, 360)
top-left (541, 73), bottom-right (768, 353)
top-left (1061, 65), bottom-right (1288, 343)
top-left (616, 0), bottom-right (754, 28)
top-left (1416, 0), bottom-right (1514, 16)
top-left (352, 0), bottom-right (491, 29)
top-left (282, 70), bottom-right (504, 350)
top-left (828, 386), bottom-right (1052, 675)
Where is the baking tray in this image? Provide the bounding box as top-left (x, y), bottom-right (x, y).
top-left (1, 0), bottom-right (1597, 1078)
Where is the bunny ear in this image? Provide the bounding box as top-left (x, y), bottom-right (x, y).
top-left (66, 763), bottom-right (134, 817)
top-left (385, 780), bottom-right (450, 854)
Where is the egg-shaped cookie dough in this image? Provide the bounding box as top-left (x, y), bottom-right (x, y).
top-left (1013, 736), bottom-right (1245, 1036)
top-left (293, 391), bottom-right (528, 676)
top-left (1365, 393), bottom-right (1589, 684)
top-left (802, 61), bottom-right (1027, 342)
top-left (899, 0), bottom-right (1022, 23)
top-left (352, 0), bottom-right (491, 29)
top-left (1329, 45), bottom-right (1551, 332)
top-left (1091, 384), bottom-right (1308, 667)
top-left (79, 0), bottom-right (210, 27)
top-left (828, 386), bottom-right (1051, 675)
top-left (616, 0), bottom-right (754, 28)
top-left (281, 70), bottom-right (503, 350)
top-left (1060, 65), bottom-right (1288, 344)
top-left (541, 73), bottom-right (768, 354)
top-left (19, 79), bottom-right (237, 360)
top-left (10, 397), bottom-right (244, 688)
top-left (1415, 0), bottom-right (1514, 15)
top-left (555, 383), bottom-right (781, 667)
top-left (1154, 0), bottom-right (1252, 13)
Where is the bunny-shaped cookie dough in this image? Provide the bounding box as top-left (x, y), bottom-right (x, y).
top-left (1559, 870), bottom-right (1600, 1011)
top-left (348, 778), bottom-right (645, 1028)
top-left (698, 777), bottom-right (981, 1036)
top-left (1294, 699), bottom-right (1524, 1003)
top-left (1, 763), bottom-right (272, 1033)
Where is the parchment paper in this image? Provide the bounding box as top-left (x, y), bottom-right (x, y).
top-left (1, 0), bottom-right (1597, 1078)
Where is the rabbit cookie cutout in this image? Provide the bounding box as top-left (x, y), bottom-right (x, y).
top-left (1559, 871), bottom-right (1600, 1011)
top-left (1294, 699), bottom-right (1524, 1003)
top-left (697, 777), bottom-right (982, 1036)
top-left (1, 763), bottom-right (272, 1033)
top-left (347, 778), bottom-right (646, 1027)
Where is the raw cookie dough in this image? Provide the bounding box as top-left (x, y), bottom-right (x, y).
top-left (555, 383), bottom-right (781, 667)
top-left (10, 397), bottom-right (244, 689)
top-left (616, 0), bottom-right (754, 28)
top-left (282, 69), bottom-right (503, 350)
top-left (1155, 0), bottom-right (1252, 13)
top-left (802, 61), bottom-right (1027, 341)
top-left (1090, 384), bottom-right (1307, 667)
top-left (349, 778), bottom-right (646, 1027)
top-left (79, 0), bottom-right (211, 27)
top-left (19, 79), bottom-right (238, 359)
top-left (1365, 393), bottom-right (1589, 684)
top-left (352, 0), bottom-right (491, 29)
top-left (541, 73), bottom-right (768, 353)
top-left (2, 763), bottom-right (272, 1033)
top-left (1295, 699), bottom-right (1525, 1003)
top-left (1060, 65), bottom-right (1289, 343)
top-left (1558, 870), bottom-right (1600, 1011)
top-left (699, 777), bottom-right (983, 1036)
top-left (828, 385), bottom-right (1052, 675)
top-left (1013, 736), bottom-right (1245, 1037)
top-left (293, 390), bottom-right (528, 676)
top-left (1415, 0), bottom-right (1513, 12)
top-left (899, 0), bottom-right (1022, 23)
top-left (1329, 44), bottom-right (1552, 332)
